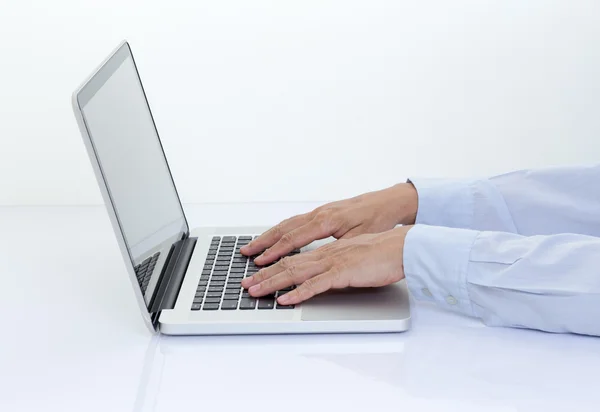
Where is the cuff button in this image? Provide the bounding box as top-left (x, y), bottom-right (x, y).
top-left (445, 295), bottom-right (458, 305)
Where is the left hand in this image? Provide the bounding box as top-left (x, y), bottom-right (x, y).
top-left (241, 226), bottom-right (413, 305)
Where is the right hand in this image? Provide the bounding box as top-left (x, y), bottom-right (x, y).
top-left (240, 182), bottom-right (418, 266)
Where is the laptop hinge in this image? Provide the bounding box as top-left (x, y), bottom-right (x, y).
top-left (149, 236), bottom-right (197, 314)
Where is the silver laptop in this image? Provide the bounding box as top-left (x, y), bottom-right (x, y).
top-left (71, 41), bottom-right (411, 335)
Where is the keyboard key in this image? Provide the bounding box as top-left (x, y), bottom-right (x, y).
top-left (228, 274), bottom-right (244, 280)
top-left (221, 300), bottom-right (238, 310)
top-left (202, 269), bottom-right (212, 275)
top-left (198, 281), bottom-right (209, 287)
top-left (208, 286), bottom-right (224, 292)
top-left (233, 257), bottom-right (248, 263)
top-left (240, 298), bottom-right (257, 310)
top-left (223, 293), bottom-right (239, 300)
top-left (205, 297), bottom-right (221, 304)
top-left (213, 270), bottom-right (229, 277)
top-left (203, 303), bottom-right (219, 310)
top-left (206, 291), bottom-right (223, 298)
top-left (276, 304), bottom-right (295, 309)
top-left (200, 274), bottom-right (211, 282)
top-left (204, 264), bottom-right (213, 271)
top-left (210, 281), bottom-right (226, 287)
top-left (258, 299), bottom-right (275, 310)
top-left (197, 287), bottom-right (206, 294)
top-left (211, 277), bottom-right (227, 283)
top-left (230, 267), bottom-right (245, 273)
top-left (239, 236), bottom-right (252, 241)
top-left (223, 236), bottom-right (236, 241)
top-left (193, 297), bottom-right (203, 304)
top-left (214, 265), bottom-right (230, 271)
top-left (212, 236), bottom-right (221, 241)
top-left (231, 263), bottom-right (246, 268)
top-left (191, 304), bottom-right (201, 311)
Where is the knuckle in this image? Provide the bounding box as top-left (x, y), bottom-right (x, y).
top-left (315, 210), bottom-right (337, 232)
top-left (279, 256), bottom-right (293, 268)
top-left (302, 278), bottom-right (317, 294)
top-left (285, 265), bottom-right (298, 282)
top-left (280, 232), bottom-right (295, 247)
top-left (272, 223), bottom-right (286, 239)
top-left (252, 269), bottom-right (266, 282)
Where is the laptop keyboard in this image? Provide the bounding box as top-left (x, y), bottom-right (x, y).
top-left (191, 236), bottom-right (299, 311)
top-left (134, 252), bottom-right (161, 294)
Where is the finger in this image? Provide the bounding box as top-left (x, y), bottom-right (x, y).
top-left (240, 214), bottom-right (310, 256)
top-left (241, 253), bottom-right (320, 289)
top-left (248, 261), bottom-right (328, 297)
top-left (277, 272), bottom-right (337, 305)
top-left (254, 220), bottom-right (330, 265)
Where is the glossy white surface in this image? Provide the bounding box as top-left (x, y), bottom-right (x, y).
top-left (1, 204), bottom-right (599, 412)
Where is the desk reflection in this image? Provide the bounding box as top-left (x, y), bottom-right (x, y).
top-left (132, 306), bottom-right (600, 412)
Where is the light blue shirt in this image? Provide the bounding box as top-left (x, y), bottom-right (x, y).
top-left (403, 164), bottom-right (600, 336)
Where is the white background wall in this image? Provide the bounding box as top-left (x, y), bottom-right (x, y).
top-left (1, 0), bottom-right (599, 206)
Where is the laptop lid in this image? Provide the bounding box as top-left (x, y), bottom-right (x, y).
top-left (72, 41), bottom-right (189, 333)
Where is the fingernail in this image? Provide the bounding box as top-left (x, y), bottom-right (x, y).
top-left (249, 284), bottom-right (261, 294)
top-left (278, 294), bottom-right (290, 304)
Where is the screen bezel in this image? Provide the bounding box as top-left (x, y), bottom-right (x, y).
top-left (73, 42), bottom-right (189, 315)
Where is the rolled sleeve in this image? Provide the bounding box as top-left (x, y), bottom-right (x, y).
top-left (403, 224), bottom-right (479, 317)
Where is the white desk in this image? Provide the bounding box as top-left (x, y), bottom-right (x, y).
top-left (1, 204), bottom-right (599, 412)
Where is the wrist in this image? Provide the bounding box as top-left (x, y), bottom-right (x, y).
top-left (387, 183), bottom-right (418, 225)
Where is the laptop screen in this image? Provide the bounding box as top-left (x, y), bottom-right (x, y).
top-left (77, 45), bottom-right (187, 276)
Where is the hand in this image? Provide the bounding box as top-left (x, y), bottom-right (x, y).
top-left (241, 183), bottom-right (417, 265)
top-left (241, 226), bottom-right (413, 305)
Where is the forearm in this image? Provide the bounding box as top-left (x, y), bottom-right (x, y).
top-left (408, 164), bottom-right (600, 236)
top-left (403, 225), bottom-right (600, 336)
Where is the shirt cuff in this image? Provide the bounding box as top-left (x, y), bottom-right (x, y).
top-left (403, 224), bottom-right (479, 317)
top-left (407, 178), bottom-right (475, 229)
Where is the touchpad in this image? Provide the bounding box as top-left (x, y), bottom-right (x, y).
top-left (300, 280), bottom-right (410, 321)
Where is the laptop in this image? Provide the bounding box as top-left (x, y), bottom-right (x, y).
top-left (71, 40), bottom-right (411, 335)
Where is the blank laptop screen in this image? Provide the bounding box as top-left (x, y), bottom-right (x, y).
top-left (78, 45), bottom-right (187, 266)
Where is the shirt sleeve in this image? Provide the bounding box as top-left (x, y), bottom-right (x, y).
top-left (408, 164), bottom-right (600, 237)
top-left (403, 224), bottom-right (600, 336)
